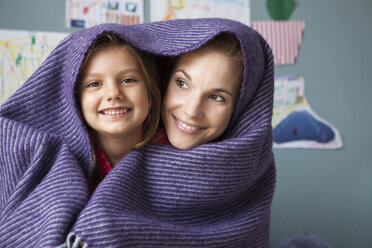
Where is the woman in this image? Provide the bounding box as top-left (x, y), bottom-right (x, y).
top-left (161, 33), bottom-right (244, 150)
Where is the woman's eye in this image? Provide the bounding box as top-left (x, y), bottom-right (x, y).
top-left (87, 81), bottom-right (101, 87)
top-left (121, 78), bottom-right (137, 84)
top-left (209, 94), bottom-right (226, 102)
top-left (176, 79), bottom-right (189, 89)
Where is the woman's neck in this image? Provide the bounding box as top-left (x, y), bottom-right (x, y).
top-left (95, 131), bottom-right (142, 167)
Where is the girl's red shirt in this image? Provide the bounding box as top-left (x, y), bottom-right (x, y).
top-left (88, 130), bottom-right (170, 195)
top-left (88, 149), bottom-right (112, 196)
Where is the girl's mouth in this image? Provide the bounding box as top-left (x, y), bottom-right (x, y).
top-left (99, 107), bottom-right (131, 118)
top-left (101, 108), bottom-right (130, 115)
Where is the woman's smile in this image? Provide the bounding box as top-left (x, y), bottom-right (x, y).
top-left (173, 115), bottom-right (206, 134)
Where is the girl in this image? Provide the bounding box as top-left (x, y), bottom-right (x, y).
top-left (0, 25), bottom-right (161, 247)
top-left (75, 33), bottom-right (161, 194)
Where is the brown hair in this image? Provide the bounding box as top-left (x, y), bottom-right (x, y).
top-left (76, 32), bottom-right (161, 151)
top-left (204, 33), bottom-right (243, 71)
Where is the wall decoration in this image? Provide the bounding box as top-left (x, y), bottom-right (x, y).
top-left (266, 0), bottom-right (295, 21)
top-left (0, 29), bottom-right (68, 105)
top-left (272, 76), bottom-right (343, 149)
top-left (150, 0), bottom-right (250, 26)
top-left (251, 20), bottom-right (305, 65)
top-left (66, 0), bottom-right (144, 28)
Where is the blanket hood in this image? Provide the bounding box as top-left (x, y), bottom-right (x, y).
top-left (0, 18), bottom-right (275, 248)
top-left (0, 18), bottom-right (270, 176)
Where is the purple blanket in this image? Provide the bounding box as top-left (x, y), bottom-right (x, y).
top-left (0, 18), bottom-right (275, 247)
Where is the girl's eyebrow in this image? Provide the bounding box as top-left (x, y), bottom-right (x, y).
top-left (83, 68), bottom-right (142, 78)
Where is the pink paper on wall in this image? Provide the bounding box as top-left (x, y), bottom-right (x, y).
top-left (251, 21), bottom-right (305, 65)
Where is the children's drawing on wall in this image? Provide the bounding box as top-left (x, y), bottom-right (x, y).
top-left (272, 76), bottom-right (343, 149)
top-left (251, 20), bottom-right (305, 65)
top-left (0, 30), bottom-right (68, 105)
top-left (66, 0), bottom-right (144, 28)
top-left (150, 0), bottom-right (251, 26)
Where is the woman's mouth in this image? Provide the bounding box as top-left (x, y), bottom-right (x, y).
top-left (173, 115), bottom-right (206, 133)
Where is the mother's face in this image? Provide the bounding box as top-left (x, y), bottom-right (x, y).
top-left (161, 46), bottom-right (242, 150)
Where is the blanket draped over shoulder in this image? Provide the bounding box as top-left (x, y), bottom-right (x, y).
top-left (0, 18), bottom-right (275, 248)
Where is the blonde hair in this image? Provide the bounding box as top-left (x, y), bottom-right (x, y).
top-left (76, 32), bottom-right (161, 151)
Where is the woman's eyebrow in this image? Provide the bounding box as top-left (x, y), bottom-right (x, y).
top-left (174, 69), bottom-right (233, 97)
top-left (212, 88), bottom-right (233, 97)
top-left (174, 69), bottom-right (192, 81)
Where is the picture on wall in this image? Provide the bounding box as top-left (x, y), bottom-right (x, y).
top-left (272, 76), bottom-right (343, 149)
top-left (150, 0), bottom-right (251, 26)
top-left (251, 20), bottom-right (305, 65)
top-left (66, 0), bottom-right (144, 28)
top-left (0, 30), bottom-right (68, 105)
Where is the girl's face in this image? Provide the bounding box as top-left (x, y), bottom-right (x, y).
top-left (79, 46), bottom-right (149, 141)
top-left (161, 46), bottom-right (242, 150)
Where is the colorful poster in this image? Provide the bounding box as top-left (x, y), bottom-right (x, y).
top-left (272, 76), bottom-right (343, 149)
top-left (0, 29), bottom-right (68, 105)
top-left (66, 0), bottom-right (144, 28)
top-left (150, 0), bottom-right (250, 26)
top-left (251, 21), bottom-right (305, 65)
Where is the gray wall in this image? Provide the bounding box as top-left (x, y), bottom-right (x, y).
top-left (1, 0), bottom-right (371, 247)
top-left (250, 1), bottom-right (372, 248)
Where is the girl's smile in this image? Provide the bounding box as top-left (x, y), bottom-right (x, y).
top-left (75, 32), bottom-right (161, 167)
top-left (79, 46), bottom-right (149, 141)
top-left (99, 107), bottom-right (131, 118)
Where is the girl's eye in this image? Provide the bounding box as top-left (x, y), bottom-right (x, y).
top-left (121, 78), bottom-right (137, 84)
top-left (209, 94), bottom-right (226, 102)
top-left (87, 81), bottom-right (101, 87)
top-left (176, 79), bottom-right (189, 89)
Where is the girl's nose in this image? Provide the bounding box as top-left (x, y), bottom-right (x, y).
top-left (183, 95), bottom-right (204, 118)
top-left (105, 82), bottom-right (122, 101)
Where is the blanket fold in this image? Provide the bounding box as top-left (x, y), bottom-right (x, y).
top-left (0, 118), bottom-right (88, 247)
top-left (0, 18), bottom-right (275, 248)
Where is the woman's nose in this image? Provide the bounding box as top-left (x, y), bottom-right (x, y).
top-left (183, 96), bottom-right (204, 118)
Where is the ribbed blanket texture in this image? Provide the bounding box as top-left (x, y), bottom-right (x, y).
top-left (0, 18), bottom-right (275, 247)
